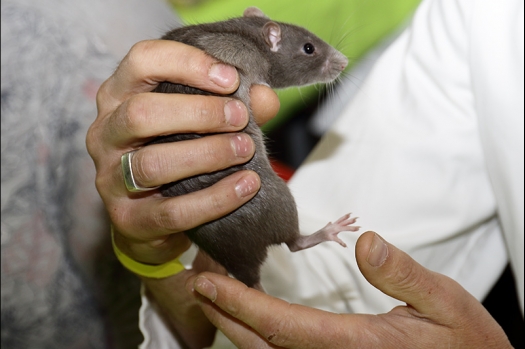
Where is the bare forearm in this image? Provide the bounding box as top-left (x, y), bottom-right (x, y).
top-left (141, 273), bottom-right (217, 349)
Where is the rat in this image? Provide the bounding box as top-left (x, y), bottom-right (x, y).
top-left (151, 7), bottom-right (358, 289)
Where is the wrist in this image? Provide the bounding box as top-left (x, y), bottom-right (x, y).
top-left (111, 226), bottom-right (198, 279)
top-left (141, 269), bottom-right (217, 349)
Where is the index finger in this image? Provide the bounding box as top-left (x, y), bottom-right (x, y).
top-left (97, 39), bottom-right (240, 113)
top-left (193, 273), bottom-right (355, 349)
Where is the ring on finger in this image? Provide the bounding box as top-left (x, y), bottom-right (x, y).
top-left (121, 150), bottom-right (161, 192)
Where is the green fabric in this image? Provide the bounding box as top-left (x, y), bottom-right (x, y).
top-left (171, 0), bottom-right (420, 131)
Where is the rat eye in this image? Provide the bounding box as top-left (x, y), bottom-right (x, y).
top-left (303, 43), bottom-right (315, 54)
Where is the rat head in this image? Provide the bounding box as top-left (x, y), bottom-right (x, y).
top-left (244, 7), bottom-right (348, 89)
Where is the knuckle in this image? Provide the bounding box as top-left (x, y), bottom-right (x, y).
top-left (179, 141), bottom-right (219, 177)
top-left (93, 172), bottom-right (107, 194)
top-left (154, 199), bottom-right (188, 232)
top-left (208, 134), bottom-right (238, 162)
top-left (121, 94), bottom-right (151, 136)
top-left (85, 123), bottom-right (100, 158)
top-left (95, 79), bottom-right (110, 111)
top-left (107, 202), bottom-right (134, 234)
top-left (132, 150), bottom-right (164, 187)
top-left (177, 95), bottom-right (227, 131)
top-left (153, 186), bottom-right (231, 233)
top-left (208, 189), bottom-right (228, 214)
top-left (388, 258), bottom-right (420, 291)
top-left (200, 189), bottom-right (232, 220)
top-left (92, 165), bottom-right (117, 200)
top-left (259, 306), bottom-right (294, 346)
top-left (177, 136), bottom-right (235, 173)
top-left (195, 138), bottom-right (225, 166)
top-left (126, 40), bottom-right (157, 73)
top-left (183, 49), bottom-right (210, 76)
top-left (388, 258), bottom-right (418, 289)
top-left (197, 180), bottom-right (232, 215)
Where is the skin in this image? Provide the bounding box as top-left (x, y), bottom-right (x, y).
top-left (87, 39), bottom-right (278, 265)
top-left (190, 232), bottom-right (513, 349)
top-left (86, 39), bottom-right (513, 349)
top-left (87, 39), bottom-right (278, 347)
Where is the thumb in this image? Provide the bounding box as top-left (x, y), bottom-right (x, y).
top-left (250, 84), bottom-right (280, 126)
top-left (355, 231), bottom-right (473, 321)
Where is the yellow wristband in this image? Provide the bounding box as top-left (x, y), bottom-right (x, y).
top-left (111, 227), bottom-right (185, 279)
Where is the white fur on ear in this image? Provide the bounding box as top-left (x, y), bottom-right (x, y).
top-left (263, 22), bottom-right (281, 52)
top-left (243, 7), bottom-right (268, 19)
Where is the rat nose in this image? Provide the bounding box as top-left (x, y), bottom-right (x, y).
top-left (341, 56), bottom-right (349, 70)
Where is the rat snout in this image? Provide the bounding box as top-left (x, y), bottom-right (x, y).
top-left (322, 50), bottom-right (348, 81)
top-left (337, 52), bottom-right (349, 71)
top-left (341, 58), bottom-right (348, 70)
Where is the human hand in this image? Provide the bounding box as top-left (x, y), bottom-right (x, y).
top-left (86, 39), bottom-right (279, 348)
top-left (86, 39), bottom-right (279, 265)
top-left (190, 231), bottom-right (513, 349)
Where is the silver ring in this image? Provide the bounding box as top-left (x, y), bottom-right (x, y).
top-left (121, 150), bottom-right (161, 192)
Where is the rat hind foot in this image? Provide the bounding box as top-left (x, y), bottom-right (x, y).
top-left (286, 213), bottom-right (359, 252)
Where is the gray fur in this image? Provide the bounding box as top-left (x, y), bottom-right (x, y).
top-left (152, 7), bottom-right (347, 287)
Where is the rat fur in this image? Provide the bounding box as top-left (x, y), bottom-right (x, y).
top-left (152, 7), bottom-right (354, 288)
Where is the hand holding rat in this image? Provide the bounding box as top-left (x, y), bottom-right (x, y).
top-left (86, 39), bottom-right (279, 265)
top-left (86, 39), bottom-right (280, 348)
top-left (191, 231), bottom-right (513, 349)
top-left (147, 7), bottom-right (351, 289)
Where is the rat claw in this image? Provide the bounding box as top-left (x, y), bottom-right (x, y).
top-left (334, 213), bottom-right (352, 224)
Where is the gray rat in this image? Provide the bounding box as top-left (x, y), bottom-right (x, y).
top-left (152, 7), bottom-right (357, 289)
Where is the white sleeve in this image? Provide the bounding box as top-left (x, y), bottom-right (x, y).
top-left (139, 245), bottom-right (200, 349)
top-left (139, 284), bottom-right (182, 349)
top-left (261, 0), bottom-right (524, 316)
top-left (470, 0), bottom-right (524, 313)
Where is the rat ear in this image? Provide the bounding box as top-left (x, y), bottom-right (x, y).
top-left (263, 21), bottom-right (282, 52)
top-left (243, 7), bottom-right (269, 19)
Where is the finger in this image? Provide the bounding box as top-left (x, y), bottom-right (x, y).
top-left (124, 133), bottom-right (255, 189)
top-left (355, 231), bottom-right (475, 321)
top-left (250, 84), bottom-right (280, 126)
top-left (192, 274), bottom-right (291, 348)
top-left (110, 170), bottom-right (260, 265)
top-left (104, 93), bottom-right (249, 147)
top-left (112, 170), bottom-right (261, 240)
top-left (191, 250), bottom-right (229, 276)
top-left (97, 40), bottom-right (239, 113)
top-left (192, 294), bottom-right (279, 349)
top-left (193, 273), bottom-right (355, 349)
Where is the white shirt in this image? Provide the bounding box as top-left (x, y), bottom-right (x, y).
top-left (140, 0), bottom-right (524, 347)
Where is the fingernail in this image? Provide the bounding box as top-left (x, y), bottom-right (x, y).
top-left (235, 173), bottom-right (260, 198)
top-left (224, 100), bottom-right (247, 127)
top-left (367, 233), bottom-right (388, 267)
top-left (230, 133), bottom-right (253, 158)
top-left (209, 63), bottom-right (238, 89)
top-left (194, 276), bottom-right (217, 302)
